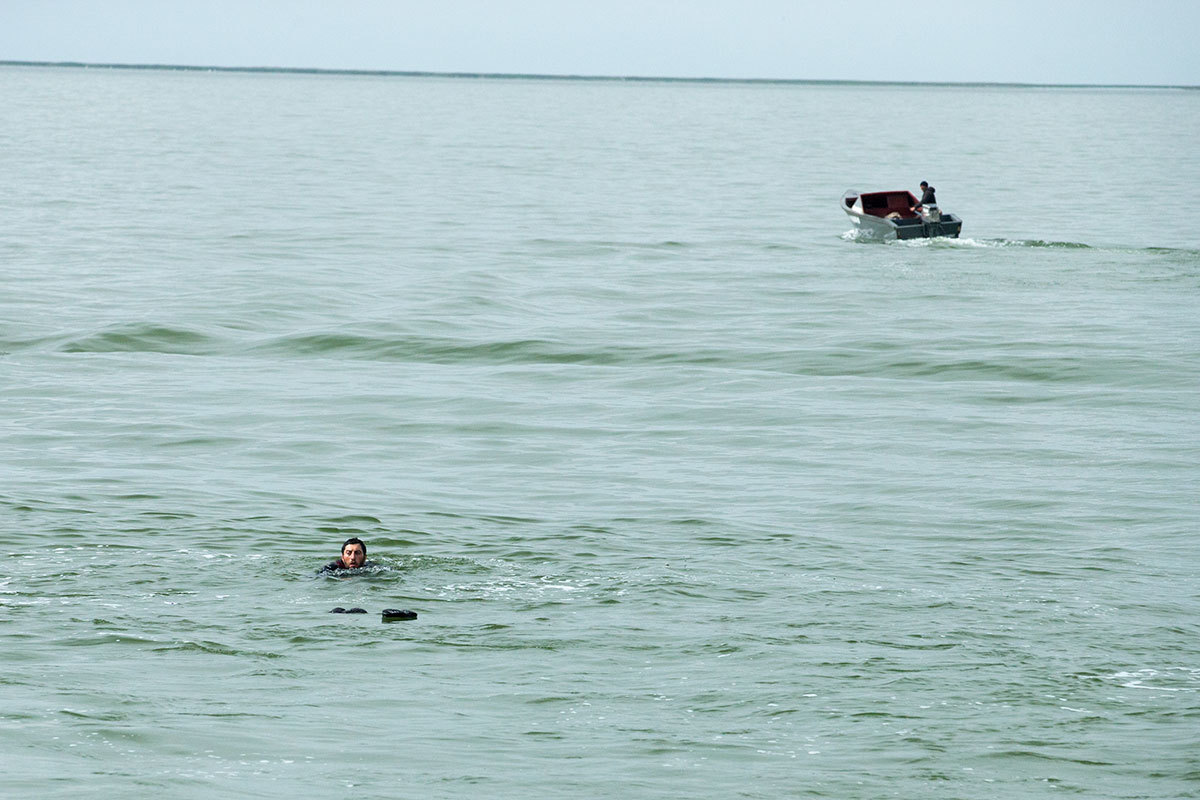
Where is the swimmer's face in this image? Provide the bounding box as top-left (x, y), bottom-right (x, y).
top-left (341, 543), bottom-right (366, 569)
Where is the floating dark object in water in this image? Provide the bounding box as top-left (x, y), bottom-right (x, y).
top-left (381, 609), bottom-right (417, 621)
top-left (330, 607), bottom-right (367, 614)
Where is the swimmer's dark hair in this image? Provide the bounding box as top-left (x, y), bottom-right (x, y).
top-left (342, 537), bottom-right (366, 556)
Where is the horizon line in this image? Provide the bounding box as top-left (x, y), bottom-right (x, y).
top-left (3, 60), bottom-right (1196, 91)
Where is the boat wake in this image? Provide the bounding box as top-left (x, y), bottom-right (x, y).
top-left (842, 232), bottom-right (1199, 257)
top-left (956, 237), bottom-right (1092, 249)
top-left (841, 230), bottom-right (1093, 248)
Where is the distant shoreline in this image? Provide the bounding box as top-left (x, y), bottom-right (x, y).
top-left (2, 60), bottom-right (1195, 90)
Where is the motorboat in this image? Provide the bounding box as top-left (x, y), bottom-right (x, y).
top-left (841, 189), bottom-right (962, 239)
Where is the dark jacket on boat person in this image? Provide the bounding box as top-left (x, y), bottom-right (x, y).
top-left (917, 182), bottom-right (937, 207)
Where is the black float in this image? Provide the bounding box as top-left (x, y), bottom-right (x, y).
top-left (381, 609), bottom-right (418, 621)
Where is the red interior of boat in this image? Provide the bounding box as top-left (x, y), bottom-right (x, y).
top-left (859, 191), bottom-right (918, 219)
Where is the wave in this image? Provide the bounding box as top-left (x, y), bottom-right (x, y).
top-left (524, 238), bottom-right (691, 251)
top-left (17, 321), bottom-right (1171, 386)
top-left (55, 323), bottom-right (227, 355)
top-left (250, 333), bottom-right (651, 365)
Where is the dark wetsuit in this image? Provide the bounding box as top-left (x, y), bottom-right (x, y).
top-left (319, 559), bottom-right (375, 573)
top-left (919, 185), bottom-right (937, 206)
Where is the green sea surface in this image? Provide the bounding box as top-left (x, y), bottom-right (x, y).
top-left (2, 65), bottom-right (1198, 799)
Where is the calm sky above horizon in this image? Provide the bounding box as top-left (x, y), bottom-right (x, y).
top-left (3, 0), bottom-right (1198, 85)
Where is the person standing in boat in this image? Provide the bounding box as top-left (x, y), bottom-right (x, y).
top-left (914, 181), bottom-right (940, 221)
top-left (915, 181), bottom-right (937, 209)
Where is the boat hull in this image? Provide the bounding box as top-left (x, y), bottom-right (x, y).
top-left (846, 209), bottom-right (962, 239)
top-left (842, 190), bottom-right (962, 240)
top-left (890, 214), bottom-right (962, 240)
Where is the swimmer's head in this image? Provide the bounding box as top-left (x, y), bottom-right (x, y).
top-left (341, 537), bottom-right (366, 569)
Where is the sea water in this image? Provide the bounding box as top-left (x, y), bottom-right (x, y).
top-left (1, 65), bottom-right (1198, 799)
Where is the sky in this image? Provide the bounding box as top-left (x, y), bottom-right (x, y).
top-left (2, 0), bottom-right (1198, 86)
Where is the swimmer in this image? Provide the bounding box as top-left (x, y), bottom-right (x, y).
top-left (320, 537), bottom-right (373, 573)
